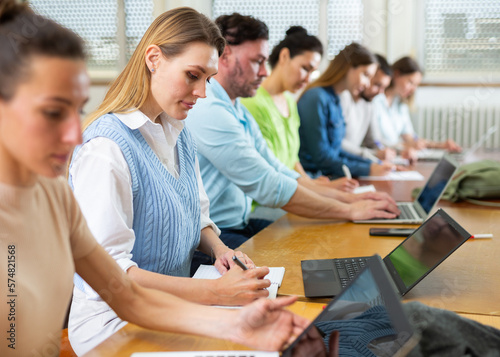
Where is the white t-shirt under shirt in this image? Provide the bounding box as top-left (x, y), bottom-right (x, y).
top-left (372, 93), bottom-right (415, 147)
top-left (0, 176), bottom-right (97, 357)
top-left (340, 90), bottom-right (379, 160)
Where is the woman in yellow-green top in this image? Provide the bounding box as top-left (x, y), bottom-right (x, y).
top-left (242, 26), bottom-right (358, 191)
top-left (244, 86), bottom-right (300, 170)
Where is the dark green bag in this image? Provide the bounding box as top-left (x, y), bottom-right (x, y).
top-left (413, 160), bottom-right (500, 207)
top-left (443, 160), bottom-right (500, 204)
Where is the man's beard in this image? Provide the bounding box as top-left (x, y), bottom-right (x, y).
top-left (227, 58), bottom-right (259, 99)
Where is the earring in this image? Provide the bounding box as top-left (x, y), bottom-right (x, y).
top-left (151, 68), bottom-right (155, 73)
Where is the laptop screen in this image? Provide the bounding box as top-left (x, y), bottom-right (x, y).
top-left (284, 257), bottom-right (415, 357)
top-left (385, 209), bottom-right (471, 292)
top-left (416, 157), bottom-right (457, 214)
top-left (417, 158), bottom-right (456, 214)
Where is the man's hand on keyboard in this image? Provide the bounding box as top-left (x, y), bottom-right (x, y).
top-left (348, 200), bottom-right (400, 221)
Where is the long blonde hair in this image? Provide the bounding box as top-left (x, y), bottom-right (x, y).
top-left (83, 7), bottom-right (225, 130)
top-left (302, 42), bottom-right (377, 95)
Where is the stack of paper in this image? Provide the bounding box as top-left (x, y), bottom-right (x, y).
top-left (193, 265), bottom-right (285, 299)
top-left (359, 171), bottom-right (424, 181)
top-left (353, 184), bottom-right (376, 194)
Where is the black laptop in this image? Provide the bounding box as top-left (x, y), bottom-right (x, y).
top-left (131, 255), bottom-right (418, 357)
top-left (302, 208), bottom-right (471, 298)
top-left (284, 255), bottom-right (418, 356)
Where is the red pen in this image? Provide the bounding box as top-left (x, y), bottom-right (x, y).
top-left (470, 234), bottom-right (493, 239)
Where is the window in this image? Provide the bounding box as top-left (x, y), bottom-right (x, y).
top-left (212, 0), bottom-right (321, 50)
top-left (213, 0), bottom-right (365, 61)
top-left (327, 0), bottom-right (364, 58)
top-left (423, 0), bottom-right (500, 80)
top-left (30, 0), bottom-right (153, 77)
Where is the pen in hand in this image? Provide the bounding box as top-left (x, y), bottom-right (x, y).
top-left (232, 255), bottom-right (248, 270)
top-left (342, 164), bottom-right (352, 180)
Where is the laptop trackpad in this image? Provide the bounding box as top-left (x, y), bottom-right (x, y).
top-left (302, 260), bottom-right (342, 297)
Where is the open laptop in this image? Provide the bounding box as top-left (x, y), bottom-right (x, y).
top-left (131, 256), bottom-right (418, 357)
top-left (417, 125), bottom-right (498, 161)
top-left (302, 208), bottom-right (471, 298)
top-left (355, 155), bottom-right (459, 224)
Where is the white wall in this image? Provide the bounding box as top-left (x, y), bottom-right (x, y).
top-left (85, 85), bottom-right (108, 115)
top-left (416, 86), bottom-right (500, 109)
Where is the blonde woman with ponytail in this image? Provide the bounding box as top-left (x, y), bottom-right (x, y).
top-left (68, 7), bottom-right (273, 354)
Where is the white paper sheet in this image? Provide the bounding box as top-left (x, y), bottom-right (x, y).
top-left (192, 265), bottom-right (285, 300)
top-left (359, 171), bottom-right (424, 181)
top-left (353, 184), bottom-right (376, 194)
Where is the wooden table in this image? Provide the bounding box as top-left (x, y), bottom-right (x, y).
top-left (237, 207), bottom-right (500, 316)
top-left (83, 303), bottom-right (500, 356)
top-left (82, 301), bottom-right (320, 356)
top-left (236, 155), bottom-right (500, 315)
top-left (84, 155), bottom-right (500, 355)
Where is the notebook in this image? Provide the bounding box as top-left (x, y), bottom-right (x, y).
top-left (131, 255), bottom-right (418, 357)
top-left (302, 208), bottom-right (471, 298)
top-left (193, 265), bottom-right (285, 299)
top-left (358, 170), bottom-right (424, 181)
top-left (353, 184), bottom-right (376, 194)
top-left (415, 148), bottom-right (446, 161)
top-left (355, 155), bottom-right (458, 224)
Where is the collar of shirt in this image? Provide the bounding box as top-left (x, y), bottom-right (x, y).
top-left (207, 79), bottom-right (252, 131)
top-left (113, 109), bottom-right (184, 179)
top-left (113, 109), bottom-right (184, 133)
top-left (392, 96), bottom-right (403, 112)
top-left (322, 85), bottom-right (340, 105)
top-left (375, 93), bottom-right (402, 112)
top-left (207, 78), bottom-right (233, 104)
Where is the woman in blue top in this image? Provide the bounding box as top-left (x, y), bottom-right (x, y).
top-left (297, 43), bottom-right (394, 178)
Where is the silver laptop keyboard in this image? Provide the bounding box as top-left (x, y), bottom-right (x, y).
top-left (335, 258), bottom-right (369, 287)
top-left (397, 203), bottom-right (417, 220)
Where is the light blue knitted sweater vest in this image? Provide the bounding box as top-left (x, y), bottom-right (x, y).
top-left (70, 114), bottom-right (201, 292)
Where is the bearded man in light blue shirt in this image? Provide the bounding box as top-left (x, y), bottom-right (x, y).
top-left (186, 13), bottom-right (399, 253)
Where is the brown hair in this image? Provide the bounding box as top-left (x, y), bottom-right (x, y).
top-left (387, 56), bottom-right (422, 89)
top-left (268, 26), bottom-right (323, 69)
top-left (387, 56), bottom-right (422, 103)
top-left (215, 12), bottom-right (268, 45)
top-left (0, 0), bottom-right (85, 100)
top-left (302, 42), bottom-right (377, 94)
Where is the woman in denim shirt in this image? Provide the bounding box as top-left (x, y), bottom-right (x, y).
top-left (297, 43), bottom-right (394, 178)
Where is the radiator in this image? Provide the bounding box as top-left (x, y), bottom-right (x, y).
top-left (414, 106), bottom-right (500, 149)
